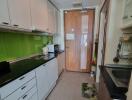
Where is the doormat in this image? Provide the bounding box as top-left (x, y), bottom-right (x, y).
top-left (82, 83), bottom-right (97, 100)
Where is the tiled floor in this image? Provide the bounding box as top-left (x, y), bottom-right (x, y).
top-left (47, 71), bottom-right (94, 100)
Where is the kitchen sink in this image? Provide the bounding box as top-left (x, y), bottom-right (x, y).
top-left (106, 67), bottom-right (131, 88)
top-left (112, 69), bottom-right (131, 79)
top-left (112, 69), bottom-right (131, 86)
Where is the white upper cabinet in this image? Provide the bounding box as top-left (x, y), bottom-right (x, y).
top-left (53, 7), bottom-right (58, 34)
top-left (8, 0), bottom-right (31, 29)
top-left (122, 0), bottom-right (132, 29)
top-left (54, 8), bottom-right (58, 34)
top-left (0, 0), bottom-right (10, 25)
top-left (30, 0), bottom-right (48, 31)
top-left (41, 0), bottom-right (49, 31)
top-left (47, 1), bottom-right (58, 34)
top-left (47, 1), bottom-right (54, 34)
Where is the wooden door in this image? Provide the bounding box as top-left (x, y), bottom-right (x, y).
top-left (64, 9), bottom-right (95, 72)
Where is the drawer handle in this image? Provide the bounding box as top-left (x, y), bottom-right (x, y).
top-left (2, 22), bottom-right (9, 25)
top-left (13, 24), bottom-right (19, 27)
top-left (19, 76), bottom-right (25, 80)
top-left (22, 94), bottom-right (27, 99)
top-left (43, 64), bottom-right (46, 66)
top-left (21, 86), bottom-right (26, 90)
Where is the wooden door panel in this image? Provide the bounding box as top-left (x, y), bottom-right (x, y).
top-left (64, 10), bottom-right (94, 72)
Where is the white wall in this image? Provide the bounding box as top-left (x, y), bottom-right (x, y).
top-left (53, 9), bottom-right (65, 50)
top-left (104, 0), bottom-right (124, 64)
top-left (96, 12), bottom-right (106, 82)
top-left (93, 6), bottom-right (99, 58)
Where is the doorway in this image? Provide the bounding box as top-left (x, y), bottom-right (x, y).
top-left (64, 9), bottom-right (95, 72)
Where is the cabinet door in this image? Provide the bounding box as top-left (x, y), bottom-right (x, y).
top-left (54, 8), bottom-right (58, 34)
top-left (30, 0), bottom-right (48, 31)
top-left (28, 92), bottom-right (38, 100)
top-left (41, 0), bottom-right (48, 31)
top-left (47, 1), bottom-right (52, 33)
top-left (36, 64), bottom-right (49, 100)
top-left (8, 0), bottom-right (31, 29)
top-left (0, 0), bottom-right (10, 25)
top-left (47, 58), bottom-right (58, 89)
top-left (47, 1), bottom-right (55, 34)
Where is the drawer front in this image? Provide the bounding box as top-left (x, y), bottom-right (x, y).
top-left (1, 71), bottom-right (35, 99)
top-left (4, 78), bottom-right (36, 100)
top-left (19, 86), bottom-right (37, 100)
top-left (28, 92), bottom-right (38, 100)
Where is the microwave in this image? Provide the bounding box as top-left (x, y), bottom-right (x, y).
top-left (47, 44), bottom-right (60, 53)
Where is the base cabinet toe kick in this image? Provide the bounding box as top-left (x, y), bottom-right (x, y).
top-left (0, 58), bottom-right (58, 100)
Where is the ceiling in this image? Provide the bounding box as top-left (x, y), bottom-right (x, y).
top-left (50, 0), bottom-right (101, 9)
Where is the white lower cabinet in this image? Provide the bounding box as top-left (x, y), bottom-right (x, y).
top-left (1, 58), bottom-right (58, 100)
top-left (1, 71), bottom-right (35, 100)
top-left (4, 78), bottom-right (36, 100)
top-left (46, 58), bottom-right (58, 89)
top-left (19, 86), bottom-right (37, 100)
top-left (36, 64), bottom-right (49, 100)
top-left (28, 92), bottom-right (38, 100)
top-left (36, 58), bottom-right (58, 100)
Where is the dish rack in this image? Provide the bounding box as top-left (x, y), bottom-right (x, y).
top-left (119, 36), bottom-right (132, 59)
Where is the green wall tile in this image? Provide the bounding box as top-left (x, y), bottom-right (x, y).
top-left (0, 32), bottom-right (53, 62)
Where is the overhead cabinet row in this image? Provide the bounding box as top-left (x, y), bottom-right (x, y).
top-left (0, 0), bottom-right (59, 34)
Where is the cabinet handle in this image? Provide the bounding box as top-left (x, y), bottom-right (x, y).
top-left (13, 24), bottom-right (19, 27)
top-left (43, 64), bottom-right (46, 66)
top-left (22, 94), bottom-right (27, 99)
top-left (21, 86), bottom-right (26, 90)
top-left (19, 76), bottom-right (25, 80)
top-left (2, 22), bottom-right (9, 25)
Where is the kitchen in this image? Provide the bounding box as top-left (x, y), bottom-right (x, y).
top-left (0, 0), bottom-right (132, 100)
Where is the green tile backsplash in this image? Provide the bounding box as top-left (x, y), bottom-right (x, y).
top-left (0, 32), bottom-right (53, 62)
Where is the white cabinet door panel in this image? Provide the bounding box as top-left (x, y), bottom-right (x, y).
top-left (30, 0), bottom-right (43, 30)
top-left (0, 0), bottom-right (10, 25)
top-left (30, 0), bottom-right (48, 31)
top-left (46, 58), bottom-right (58, 89)
top-left (41, 0), bottom-right (48, 31)
top-left (47, 1), bottom-right (54, 34)
top-left (8, 0), bottom-right (31, 29)
top-left (36, 64), bottom-right (49, 100)
top-left (28, 92), bottom-right (38, 100)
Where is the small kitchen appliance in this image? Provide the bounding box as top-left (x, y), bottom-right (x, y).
top-left (47, 44), bottom-right (60, 53)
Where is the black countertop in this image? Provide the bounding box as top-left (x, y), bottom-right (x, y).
top-left (0, 51), bottom-right (64, 87)
top-left (99, 66), bottom-right (127, 100)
